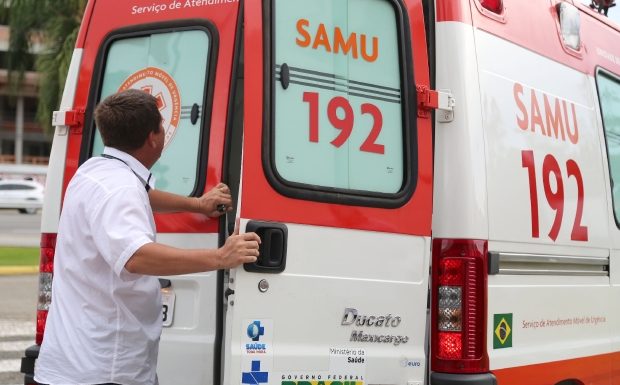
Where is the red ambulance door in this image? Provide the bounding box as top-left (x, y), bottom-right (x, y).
top-left (223, 0), bottom-right (433, 384)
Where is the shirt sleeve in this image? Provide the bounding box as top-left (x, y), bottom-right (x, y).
top-left (91, 186), bottom-right (155, 277)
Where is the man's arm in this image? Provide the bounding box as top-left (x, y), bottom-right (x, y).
top-left (148, 183), bottom-right (233, 217)
top-left (125, 226), bottom-right (260, 276)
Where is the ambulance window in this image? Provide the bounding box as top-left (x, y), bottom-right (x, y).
top-left (598, 71), bottom-right (620, 225)
top-left (268, 0), bottom-right (414, 204)
top-left (91, 28), bottom-right (212, 196)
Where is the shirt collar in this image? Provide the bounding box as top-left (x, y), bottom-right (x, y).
top-left (102, 147), bottom-right (156, 190)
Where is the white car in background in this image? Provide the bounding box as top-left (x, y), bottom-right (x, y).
top-left (0, 179), bottom-right (44, 214)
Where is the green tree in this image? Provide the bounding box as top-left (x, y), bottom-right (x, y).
top-left (7, 0), bottom-right (87, 132)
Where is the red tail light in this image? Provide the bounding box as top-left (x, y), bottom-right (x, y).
top-left (431, 239), bottom-right (489, 373)
top-left (36, 233), bottom-right (56, 345)
top-left (480, 0), bottom-right (503, 13)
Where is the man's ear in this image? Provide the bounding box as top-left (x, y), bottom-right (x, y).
top-left (147, 130), bottom-right (157, 148)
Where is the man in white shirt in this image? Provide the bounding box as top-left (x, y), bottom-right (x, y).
top-left (34, 89), bottom-right (260, 385)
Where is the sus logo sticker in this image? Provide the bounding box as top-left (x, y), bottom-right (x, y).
top-left (119, 67), bottom-right (181, 149)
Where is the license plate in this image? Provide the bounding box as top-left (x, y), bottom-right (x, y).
top-left (162, 288), bottom-right (176, 327)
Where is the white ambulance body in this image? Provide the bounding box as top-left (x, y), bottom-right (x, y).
top-left (432, 1), bottom-right (620, 383)
top-left (20, 0), bottom-right (620, 384)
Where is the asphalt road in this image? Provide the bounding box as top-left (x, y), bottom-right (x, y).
top-left (0, 209), bottom-right (40, 384)
top-left (0, 209), bottom-right (41, 247)
top-left (0, 275), bottom-right (37, 385)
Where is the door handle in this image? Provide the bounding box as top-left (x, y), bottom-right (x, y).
top-left (244, 221), bottom-right (288, 273)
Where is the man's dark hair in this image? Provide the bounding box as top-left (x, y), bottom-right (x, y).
top-left (94, 89), bottom-right (161, 151)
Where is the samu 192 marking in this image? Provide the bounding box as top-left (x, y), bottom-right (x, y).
top-left (521, 150), bottom-right (588, 241)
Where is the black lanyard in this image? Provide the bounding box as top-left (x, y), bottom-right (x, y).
top-left (101, 154), bottom-right (151, 192)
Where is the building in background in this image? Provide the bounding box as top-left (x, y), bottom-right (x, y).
top-left (0, 20), bottom-right (48, 166)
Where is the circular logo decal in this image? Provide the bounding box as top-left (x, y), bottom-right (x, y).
top-left (118, 67), bottom-right (181, 149)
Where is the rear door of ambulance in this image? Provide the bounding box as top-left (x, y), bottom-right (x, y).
top-left (221, 0), bottom-right (433, 384)
top-left (66, 1), bottom-right (241, 384)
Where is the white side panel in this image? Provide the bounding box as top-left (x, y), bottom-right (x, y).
top-left (40, 49), bottom-right (83, 234)
top-left (157, 233), bottom-right (219, 385)
top-left (473, 28), bottom-right (615, 370)
top-left (433, 22), bottom-right (489, 239)
top-left (488, 274), bottom-right (612, 369)
top-left (477, 30), bottom-right (609, 250)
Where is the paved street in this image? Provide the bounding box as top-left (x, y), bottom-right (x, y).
top-left (0, 208), bottom-right (41, 384)
top-left (0, 210), bottom-right (40, 247)
top-left (0, 275), bottom-right (37, 385)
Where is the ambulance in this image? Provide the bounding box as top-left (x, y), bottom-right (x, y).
top-left (19, 0), bottom-right (620, 384)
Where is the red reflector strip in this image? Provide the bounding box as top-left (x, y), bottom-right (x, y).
top-left (40, 233), bottom-right (57, 249)
top-left (438, 332), bottom-right (462, 359)
top-left (439, 258), bottom-right (464, 285)
top-left (40, 249), bottom-right (54, 273)
top-left (39, 233), bottom-right (56, 273)
top-left (465, 260), bottom-right (480, 359)
top-left (36, 309), bottom-right (48, 345)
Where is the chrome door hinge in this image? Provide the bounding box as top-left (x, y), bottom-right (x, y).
top-left (416, 85), bottom-right (455, 122)
top-left (52, 108), bottom-right (85, 134)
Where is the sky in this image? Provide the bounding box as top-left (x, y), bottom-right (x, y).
top-left (605, 7), bottom-right (620, 24)
top-left (579, 0), bottom-right (620, 24)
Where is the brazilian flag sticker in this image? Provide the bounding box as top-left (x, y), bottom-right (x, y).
top-left (493, 313), bottom-right (513, 349)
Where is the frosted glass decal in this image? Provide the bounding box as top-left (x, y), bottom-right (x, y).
top-left (118, 67), bottom-right (181, 149)
top-left (598, 73), bottom-right (620, 223)
top-left (273, 0), bottom-right (404, 194)
top-left (93, 30), bottom-right (210, 196)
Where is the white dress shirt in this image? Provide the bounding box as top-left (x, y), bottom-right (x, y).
top-left (35, 147), bottom-right (161, 385)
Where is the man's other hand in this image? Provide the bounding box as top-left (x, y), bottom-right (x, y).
top-left (196, 183), bottom-right (233, 217)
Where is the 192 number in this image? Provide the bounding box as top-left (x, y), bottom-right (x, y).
top-left (303, 91), bottom-right (385, 154)
top-left (521, 150), bottom-right (588, 241)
